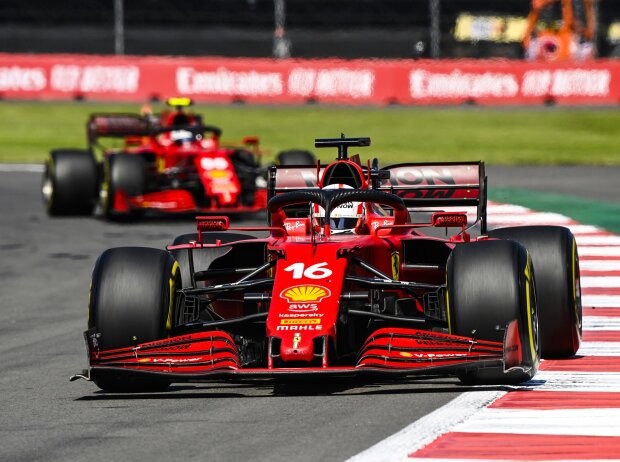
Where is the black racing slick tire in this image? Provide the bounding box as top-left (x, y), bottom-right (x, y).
top-left (447, 240), bottom-right (540, 385)
top-left (276, 149), bottom-right (316, 165)
top-left (488, 226), bottom-right (582, 358)
top-left (100, 153), bottom-right (146, 219)
top-left (88, 247), bottom-right (180, 392)
top-left (230, 149), bottom-right (259, 206)
top-left (43, 149), bottom-right (98, 215)
top-left (170, 232), bottom-right (255, 288)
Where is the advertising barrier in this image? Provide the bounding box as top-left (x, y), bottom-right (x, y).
top-left (1, 53), bottom-right (618, 106)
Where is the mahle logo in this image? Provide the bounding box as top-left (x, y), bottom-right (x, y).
top-left (280, 285), bottom-right (331, 303)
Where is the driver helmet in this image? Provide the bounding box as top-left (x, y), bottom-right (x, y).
top-left (168, 128), bottom-right (196, 145)
top-left (312, 184), bottom-right (364, 234)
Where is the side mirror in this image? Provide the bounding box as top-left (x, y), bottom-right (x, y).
top-left (431, 212), bottom-right (467, 228)
top-left (196, 216), bottom-right (230, 242)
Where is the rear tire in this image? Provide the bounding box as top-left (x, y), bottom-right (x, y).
top-left (100, 154), bottom-right (146, 219)
top-left (170, 232), bottom-right (255, 288)
top-left (276, 150), bottom-right (316, 165)
top-left (488, 226), bottom-right (582, 358)
top-left (447, 240), bottom-right (540, 384)
top-left (43, 149), bottom-right (98, 215)
top-left (230, 149), bottom-right (259, 206)
top-left (89, 247), bottom-right (180, 392)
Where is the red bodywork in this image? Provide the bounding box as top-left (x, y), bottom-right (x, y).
top-left (84, 144), bottom-right (533, 384)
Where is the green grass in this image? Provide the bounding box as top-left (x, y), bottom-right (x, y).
top-left (1, 101), bottom-right (620, 164)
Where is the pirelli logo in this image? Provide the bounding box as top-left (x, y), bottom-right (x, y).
top-left (280, 318), bottom-right (321, 325)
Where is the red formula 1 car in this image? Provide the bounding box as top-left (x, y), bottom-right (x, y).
top-left (74, 136), bottom-right (582, 392)
top-left (43, 98), bottom-right (313, 219)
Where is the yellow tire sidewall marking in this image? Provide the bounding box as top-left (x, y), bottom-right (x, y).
top-left (524, 256), bottom-right (537, 362)
top-left (166, 261), bottom-right (179, 331)
top-left (102, 159), bottom-right (111, 213)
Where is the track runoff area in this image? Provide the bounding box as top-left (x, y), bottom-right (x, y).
top-left (349, 202), bottom-right (620, 462)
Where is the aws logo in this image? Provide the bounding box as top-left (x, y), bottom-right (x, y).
top-left (280, 285), bottom-right (331, 303)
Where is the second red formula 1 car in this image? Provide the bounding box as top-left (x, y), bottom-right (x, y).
top-left (74, 136), bottom-right (582, 392)
top-left (43, 98), bottom-right (314, 219)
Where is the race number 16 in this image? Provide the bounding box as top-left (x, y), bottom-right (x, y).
top-left (284, 262), bottom-right (332, 279)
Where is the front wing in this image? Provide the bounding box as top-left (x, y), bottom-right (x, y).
top-left (76, 326), bottom-right (531, 384)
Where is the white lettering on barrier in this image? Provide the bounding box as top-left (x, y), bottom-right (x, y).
top-left (521, 70), bottom-right (553, 97)
top-left (551, 69), bottom-right (610, 97)
top-left (51, 65), bottom-right (81, 92)
top-left (50, 65), bottom-right (139, 93)
top-left (522, 69), bottom-right (610, 97)
top-left (0, 66), bottom-right (46, 91)
top-left (288, 69), bottom-right (316, 96)
top-left (288, 68), bottom-right (374, 98)
top-left (409, 69), bottom-right (519, 99)
top-left (177, 67), bottom-right (283, 96)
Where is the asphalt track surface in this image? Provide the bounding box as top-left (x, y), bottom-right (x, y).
top-left (1, 166), bottom-right (618, 462)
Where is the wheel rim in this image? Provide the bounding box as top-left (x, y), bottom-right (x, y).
top-left (42, 166), bottom-right (54, 209)
top-left (99, 160), bottom-right (111, 214)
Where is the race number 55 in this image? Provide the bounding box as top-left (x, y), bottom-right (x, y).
top-left (284, 262), bottom-right (332, 279)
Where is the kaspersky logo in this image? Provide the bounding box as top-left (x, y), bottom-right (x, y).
top-left (280, 285), bottom-right (331, 303)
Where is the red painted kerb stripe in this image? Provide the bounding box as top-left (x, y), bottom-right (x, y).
top-left (583, 331), bottom-right (620, 342)
top-left (490, 390), bottom-right (620, 410)
top-left (583, 308), bottom-right (620, 316)
top-left (540, 356), bottom-right (620, 372)
top-left (409, 432), bottom-right (620, 460)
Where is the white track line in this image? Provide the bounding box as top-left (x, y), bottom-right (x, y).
top-left (581, 276), bottom-right (620, 288)
top-left (577, 342), bottom-right (620, 356)
top-left (584, 317), bottom-right (620, 330)
top-left (583, 295), bottom-right (620, 308)
top-left (581, 261), bottom-right (620, 271)
top-left (576, 236), bottom-right (620, 246)
top-left (525, 371), bottom-right (620, 392)
top-left (579, 247), bottom-right (620, 257)
top-left (453, 407), bottom-right (620, 436)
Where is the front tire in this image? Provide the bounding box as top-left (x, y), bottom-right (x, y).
top-left (447, 240), bottom-right (540, 384)
top-left (89, 247), bottom-right (180, 392)
top-left (488, 226), bottom-right (582, 358)
top-left (43, 149), bottom-right (98, 215)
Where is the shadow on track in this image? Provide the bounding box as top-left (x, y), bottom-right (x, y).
top-left (75, 376), bottom-right (535, 401)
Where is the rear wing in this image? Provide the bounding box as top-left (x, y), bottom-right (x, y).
top-left (87, 113), bottom-right (154, 146)
top-left (267, 165), bottom-right (322, 195)
top-left (268, 161), bottom-right (487, 232)
top-left (378, 162), bottom-right (487, 233)
top-left (87, 113), bottom-right (220, 149)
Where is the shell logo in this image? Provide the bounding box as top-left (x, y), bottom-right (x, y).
top-left (280, 285), bottom-right (331, 303)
